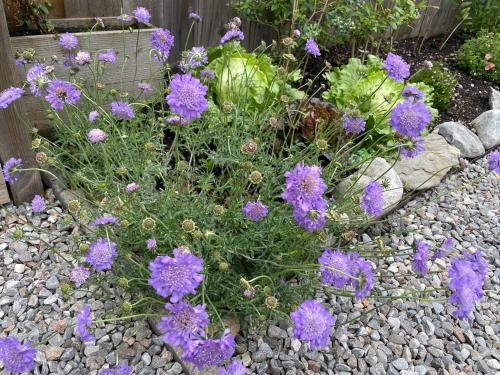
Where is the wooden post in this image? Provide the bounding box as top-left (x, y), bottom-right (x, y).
top-left (0, 1), bottom-right (43, 204)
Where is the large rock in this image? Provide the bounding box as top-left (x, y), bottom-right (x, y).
top-left (436, 121), bottom-right (485, 158)
top-left (471, 110), bottom-right (500, 149)
top-left (490, 87), bottom-right (500, 110)
top-left (394, 134), bottom-right (460, 191)
top-left (336, 157), bottom-right (403, 214)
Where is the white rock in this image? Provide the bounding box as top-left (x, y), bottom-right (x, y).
top-left (471, 109), bottom-right (500, 149)
top-left (436, 122), bottom-right (485, 158)
top-left (490, 87), bottom-right (500, 110)
top-left (13, 264), bottom-right (25, 273)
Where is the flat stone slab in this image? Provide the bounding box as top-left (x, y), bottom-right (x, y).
top-left (490, 87), bottom-right (500, 110)
top-left (471, 110), bottom-right (500, 149)
top-left (436, 121), bottom-right (485, 158)
top-left (394, 134), bottom-right (460, 191)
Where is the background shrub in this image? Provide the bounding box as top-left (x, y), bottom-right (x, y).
top-left (457, 32), bottom-right (500, 84)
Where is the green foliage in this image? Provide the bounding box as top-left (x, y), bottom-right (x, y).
top-left (454, 0), bottom-right (500, 34)
top-left (7, 0), bottom-right (55, 33)
top-left (410, 62), bottom-right (458, 112)
top-left (457, 32), bottom-right (500, 84)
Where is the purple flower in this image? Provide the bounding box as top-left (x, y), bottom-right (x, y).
top-left (126, 182), bottom-right (139, 193)
top-left (0, 336), bottom-right (37, 375)
top-left (27, 64), bottom-right (49, 96)
top-left (117, 14), bottom-right (132, 23)
top-left (318, 248), bottom-right (354, 288)
top-left (383, 52), bottom-right (410, 82)
top-left (0, 87), bottom-right (24, 109)
top-left (137, 82), bottom-right (152, 93)
top-left (15, 56), bottom-right (27, 65)
top-left (92, 215), bottom-right (119, 227)
top-left (200, 68), bottom-right (215, 82)
top-left (63, 53), bottom-right (76, 68)
top-left (98, 49), bottom-right (116, 64)
top-left (183, 329), bottom-right (235, 370)
top-left (111, 101), bottom-right (135, 120)
top-left (133, 7), bottom-right (151, 24)
top-left (290, 299), bottom-right (335, 349)
top-left (343, 115), bottom-right (366, 135)
top-left (31, 194), bottom-right (46, 213)
top-left (88, 111), bottom-right (100, 123)
top-left (397, 136), bottom-right (425, 159)
top-left (158, 300), bottom-right (209, 347)
top-left (188, 12), bottom-right (202, 22)
top-left (45, 80), bottom-right (81, 110)
top-left (148, 247), bottom-right (205, 302)
top-left (77, 304), bottom-right (94, 342)
top-left (85, 238), bottom-right (118, 272)
top-left (390, 99), bottom-right (432, 138)
top-left (99, 363), bottom-right (133, 375)
top-left (433, 236), bottom-right (454, 259)
top-left (282, 161), bottom-right (327, 212)
top-left (166, 73), bottom-right (208, 121)
top-left (305, 38), bottom-right (321, 57)
top-left (180, 46), bottom-right (208, 72)
top-left (87, 129), bottom-right (107, 144)
top-left (151, 29), bottom-right (174, 62)
top-left (220, 29), bottom-right (244, 44)
top-left (488, 150), bottom-right (500, 173)
top-left (218, 360), bottom-right (246, 375)
top-left (292, 198), bottom-right (327, 232)
top-left (360, 180), bottom-right (383, 217)
top-left (59, 32), bottom-right (78, 50)
top-left (2, 157), bottom-right (22, 184)
top-left (242, 200), bottom-right (268, 221)
top-left (350, 253), bottom-right (374, 300)
top-left (412, 239), bottom-right (429, 276)
top-left (448, 250), bottom-right (487, 319)
top-left (146, 239), bottom-right (157, 250)
top-left (70, 266), bottom-right (91, 287)
top-left (75, 51), bottom-right (91, 65)
top-left (402, 86), bottom-right (424, 101)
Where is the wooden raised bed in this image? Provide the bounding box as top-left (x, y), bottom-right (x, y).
top-left (0, 169), bottom-right (11, 205)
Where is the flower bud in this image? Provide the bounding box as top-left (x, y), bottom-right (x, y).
top-left (239, 278), bottom-right (251, 290)
top-left (241, 140), bottom-right (258, 154)
top-left (269, 117), bottom-right (278, 128)
top-left (263, 286), bottom-right (272, 296)
top-left (60, 282), bottom-right (71, 297)
top-left (32, 138), bottom-right (41, 148)
top-left (79, 243), bottom-right (89, 253)
top-left (213, 205), bottom-right (225, 216)
top-left (116, 166), bottom-right (127, 176)
top-left (145, 142), bottom-right (155, 151)
top-left (218, 262), bottom-right (229, 272)
top-left (264, 296), bottom-right (279, 309)
top-left (241, 161), bottom-right (253, 170)
top-left (68, 200), bottom-right (81, 214)
top-left (122, 301), bottom-right (133, 312)
top-left (142, 217), bottom-right (156, 230)
top-left (109, 89), bottom-right (118, 97)
top-left (249, 171), bottom-right (263, 185)
top-left (182, 219), bottom-right (196, 233)
top-left (316, 139), bottom-right (329, 151)
top-left (177, 160), bottom-right (188, 171)
top-left (213, 250), bottom-right (221, 258)
top-left (13, 228), bottom-right (24, 240)
top-left (193, 230), bottom-right (203, 239)
top-left (121, 219), bottom-right (130, 228)
top-left (117, 277), bottom-right (129, 288)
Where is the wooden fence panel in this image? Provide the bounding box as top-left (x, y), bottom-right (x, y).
top-left (64, 0), bottom-right (122, 18)
top-left (0, 169), bottom-right (10, 205)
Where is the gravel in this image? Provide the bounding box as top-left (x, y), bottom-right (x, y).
top-left (0, 153), bottom-right (498, 374)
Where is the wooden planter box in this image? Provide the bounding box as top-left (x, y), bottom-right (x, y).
top-left (10, 18), bottom-right (163, 135)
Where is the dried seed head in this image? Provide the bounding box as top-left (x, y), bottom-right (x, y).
top-left (32, 138), bottom-right (41, 148)
top-left (282, 37), bottom-right (294, 46)
top-left (122, 301), bottom-right (133, 312)
top-left (269, 116), bottom-right (278, 128)
top-left (142, 217), bottom-right (156, 230)
top-left (145, 142), bottom-right (155, 151)
top-left (213, 205), bottom-right (225, 216)
top-left (264, 296), bottom-right (279, 309)
top-left (316, 138), bottom-right (329, 151)
top-left (192, 229), bottom-right (203, 239)
top-left (280, 95), bottom-right (289, 103)
top-left (117, 277), bottom-right (129, 288)
top-left (116, 166), bottom-right (127, 176)
top-left (223, 100), bottom-right (234, 113)
top-left (121, 219), bottom-right (130, 228)
top-left (182, 219), bottom-right (196, 233)
top-left (177, 245), bottom-right (191, 254)
top-left (241, 140), bottom-right (258, 154)
top-left (249, 170), bottom-right (263, 185)
top-left (219, 262), bottom-right (229, 272)
top-left (67, 199), bottom-right (81, 214)
top-left (35, 152), bottom-right (48, 164)
top-left (241, 161), bottom-right (254, 170)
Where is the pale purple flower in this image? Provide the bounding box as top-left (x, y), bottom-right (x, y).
top-left (111, 101), bottom-right (135, 120)
top-left (433, 236), bottom-right (454, 259)
top-left (402, 86), bottom-right (424, 101)
top-left (220, 29), bottom-right (244, 44)
top-left (383, 52), bottom-right (410, 82)
top-left (200, 68), bottom-right (215, 82)
top-left (63, 53), bottom-right (75, 68)
top-left (282, 161), bottom-right (327, 212)
top-left (126, 182), bottom-right (139, 193)
top-left (188, 12), bottom-right (202, 22)
top-left (350, 253), bottom-right (374, 300)
top-left (360, 180), bottom-right (383, 217)
top-left (99, 363), bottom-right (133, 375)
top-left (31, 194), bottom-right (46, 212)
top-left (390, 99), bottom-right (432, 138)
top-left (146, 239), bottom-right (157, 250)
top-left (318, 248), bottom-right (354, 288)
top-left (290, 299), bottom-right (335, 349)
top-left (397, 136), bottom-right (425, 159)
top-left (92, 215), bottom-right (119, 227)
top-left (0, 87), bottom-right (24, 109)
top-left (293, 29), bottom-right (301, 38)
top-left (133, 7), bottom-right (151, 24)
top-left (87, 129), bottom-right (107, 144)
top-left (2, 157), bottom-right (22, 183)
top-left (148, 247), bottom-right (205, 302)
top-left (183, 329), bottom-right (235, 370)
top-left (488, 151), bottom-right (500, 173)
top-left (88, 111), bottom-right (100, 123)
top-left (45, 80), bottom-right (81, 110)
top-left (137, 82), bottom-right (152, 93)
top-left (77, 304), bottom-right (94, 342)
top-left (59, 33), bottom-right (78, 50)
top-left (15, 56), bottom-right (27, 65)
top-left (0, 336), bottom-right (37, 375)
top-left (412, 239), bottom-right (429, 276)
top-left (344, 115), bottom-right (366, 135)
top-left (75, 51), bottom-right (91, 65)
top-left (85, 238), bottom-right (118, 272)
top-left (70, 266), bottom-right (91, 287)
top-left (151, 29), bottom-right (174, 62)
top-left (180, 46), bottom-right (208, 72)
top-left (27, 64), bottom-right (50, 96)
top-left (218, 360), bottom-right (246, 375)
top-left (242, 200), bottom-right (268, 221)
top-left (166, 73), bottom-right (208, 121)
top-left (292, 198), bottom-right (327, 232)
top-left (98, 49), bottom-right (116, 64)
top-left (305, 38), bottom-right (321, 57)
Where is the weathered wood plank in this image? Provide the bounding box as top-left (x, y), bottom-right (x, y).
top-left (0, 168), bottom-right (10, 205)
top-left (64, 0), bottom-right (122, 18)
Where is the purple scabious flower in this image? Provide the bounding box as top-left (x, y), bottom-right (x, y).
top-left (350, 253), bottom-right (374, 300)
top-left (27, 64), bottom-right (50, 96)
top-left (290, 299), bottom-right (335, 349)
top-left (92, 215), bottom-right (119, 227)
top-left (45, 80), bottom-right (81, 110)
top-left (397, 136), bottom-right (425, 159)
top-left (151, 29), bottom-right (174, 62)
top-left (148, 247), bottom-right (205, 302)
top-left (2, 157), bottom-right (22, 184)
top-left (220, 29), bottom-right (244, 44)
top-left (133, 7), bottom-right (151, 24)
top-left (318, 248), bottom-right (354, 288)
top-left (158, 300), bottom-right (209, 347)
top-left (126, 182), bottom-right (139, 193)
top-left (488, 150), bottom-right (500, 173)
top-left (282, 161), bottom-right (327, 212)
top-left (218, 360), bottom-right (246, 375)
top-left (31, 194), bottom-right (46, 213)
top-left (0, 87), bottom-right (24, 109)
top-left (88, 111), bottom-right (100, 123)
top-left (85, 238), bottom-right (118, 272)
top-left (305, 38), bottom-right (321, 57)
top-left (70, 266), bottom-right (91, 287)
top-left (166, 73), bottom-right (208, 121)
top-left (77, 304), bottom-right (94, 342)
top-left (344, 115), bottom-right (366, 135)
top-left (383, 52), bottom-right (410, 82)
top-left (146, 239), bottom-right (157, 250)
top-left (63, 53), bottom-right (75, 68)
top-left (59, 32), bottom-right (78, 50)
top-left (99, 363), bottom-right (133, 375)
top-left (292, 198), bottom-right (327, 232)
top-left (137, 82), bottom-right (152, 94)
top-left (433, 236), bottom-right (454, 259)
top-left (242, 200), bottom-right (268, 221)
top-left (180, 46), bottom-right (208, 72)
top-left (200, 68), bottom-right (215, 83)
top-left (412, 239), bottom-right (429, 276)
top-left (0, 336), bottom-right (37, 375)
top-left (75, 51), bottom-right (91, 65)
top-left (15, 56), bottom-right (27, 65)
top-left (87, 129), bottom-right (107, 144)
top-left (402, 86), bottom-right (424, 101)
top-left (390, 99), bottom-right (432, 138)
top-left (360, 180), bottom-right (383, 217)
top-left (183, 329), bottom-right (235, 370)
top-left (188, 12), bottom-right (202, 22)
top-left (98, 49), bottom-right (116, 64)
top-left (111, 101), bottom-right (135, 120)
